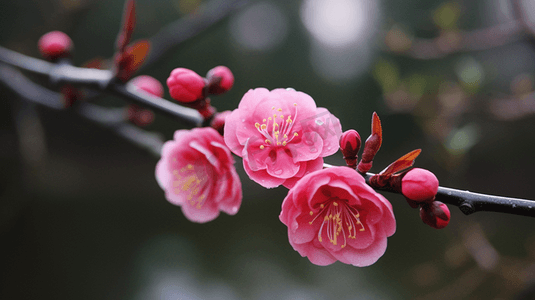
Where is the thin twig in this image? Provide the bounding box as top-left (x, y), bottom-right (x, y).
top-left (0, 63), bottom-right (65, 109)
top-left (77, 102), bottom-right (164, 156)
top-left (0, 45), bottom-right (203, 126)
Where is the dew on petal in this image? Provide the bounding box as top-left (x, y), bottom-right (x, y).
top-left (272, 168), bottom-right (283, 175)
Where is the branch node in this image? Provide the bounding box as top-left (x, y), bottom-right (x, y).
top-left (459, 202), bottom-right (476, 215)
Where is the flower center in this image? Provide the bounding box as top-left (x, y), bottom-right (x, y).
top-left (254, 103), bottom-right (299, 149)
top-left (309, 200), bottom-right (365, 248)
top-left (172, 163), bottom-right (208, 209)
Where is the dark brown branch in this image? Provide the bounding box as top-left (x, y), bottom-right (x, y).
top-left (322, 164), bottom-right (535, 218)
top-left (0, 63), bottom-right (65, 109)
top-left (362, 172), bottom-right (535, 218)
top-left (0, 45), bottom-right (203, 126)
top-left (0, 61), bottom-right (166, 156)
top-left (77, 103), bottom-right (164, 156)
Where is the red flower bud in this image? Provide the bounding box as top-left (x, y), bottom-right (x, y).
top-left (198, 103), bottom-right (216, 119)
top-left (210, 110), bottom-right (231, 135)
top-left (360, 134), bottom-right (381, 162)
top-left (166, 68), bottom-right (205, 103)
top-left (357, 113), bottom-right (382, 174)
top-left (206, 66), bottom-right (234, 95)
top-left (130, 75), bottom-right (164, 98)
top-left (339, 129), bottom-right (361, 158)
top-left (339, 129), bottom-right (361, 169)
top-left (420, 201), bottom-right (450, 229)
top-left (38, 31), bottom-right (73, 61)
top-left (402, 168), bottom-right (439, 202)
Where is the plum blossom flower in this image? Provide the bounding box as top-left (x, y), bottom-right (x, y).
top-left (224, 88), bottom-right (342, 188)
top-left (155, 127), bottom-right (242, 223)
top-left (279, 166), bottom-right (396, 267)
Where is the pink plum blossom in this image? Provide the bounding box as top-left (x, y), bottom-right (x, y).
top-left (224, 88), bottom-right (342, 188)
top-left (279, 166), bottom-right (396, 267)
top-left (155, 127), bottom-right (242, 223)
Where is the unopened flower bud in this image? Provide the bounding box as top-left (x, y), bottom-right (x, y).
top-left (402, 168), bottom-right (439, 202)
top-left (38, 31), bottom-right (73, 61)
top-left (198, 102), bottom-right (216, 119)
top-left (210, 110), bottom-right (231, 135)
top-left (339, 129), bottom-right (361, 169)
top-left (167, 68), bottom-right (205, 103)
top-left (206, 66), bottom-right (234, 95)
top-left (340, 129), bottom-right (361, 158)
top-left (357, 112), bottom-right (382, 174)
top-left (130, 75), bottom-right (164, 98)
top-left (357, 134), bottom-right (381, 173)
top-left (420, 201), bottom-right (450, 229)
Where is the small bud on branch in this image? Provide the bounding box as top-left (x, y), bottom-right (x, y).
top-left (339, 129), bottom-right (361, 169)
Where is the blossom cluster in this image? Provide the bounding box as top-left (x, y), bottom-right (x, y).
top-left (154, 66), bottom-right (446, 267)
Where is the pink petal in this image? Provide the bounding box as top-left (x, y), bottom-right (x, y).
top-left (181, 201), bottom-right (220, 223)
top-left (315, 108), bottom-right (342, 157)
top-left (291, 212), bottom-right (320, 245)
top-left (336, 227), bottom-right (388, 267)
top-left (288, 131), bottom-right (323, 163)
top-left (155, 159), bottom-right (170, 190)
top-left (243, 137), bottom-right (271, 171)
top-left (291, 239), bottom-right (337, 266)
top-left (282, 158), bottom-right (323, 189)
top-left (238, 88), bottom-right (271, 110)
top-left (242, 159), bottom-right (285, 188)
top-left (265, 147), bottom-right (300, 179)
top-left (223, 109), bottom-right (245, 156)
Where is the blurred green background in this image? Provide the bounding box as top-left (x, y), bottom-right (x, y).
top-left (2, 0), bottom-right (535, 299)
